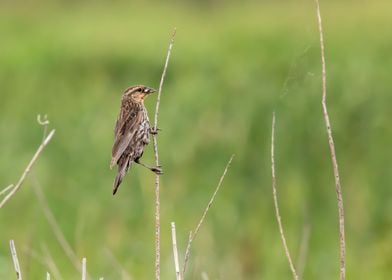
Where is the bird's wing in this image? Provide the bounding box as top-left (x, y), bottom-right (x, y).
top-left (110, 108), bottom-right (142, 168)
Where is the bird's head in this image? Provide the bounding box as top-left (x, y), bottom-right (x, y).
top-left (123, 85), bottom-right (156, 103)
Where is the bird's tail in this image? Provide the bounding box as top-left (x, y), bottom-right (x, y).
top-left (112, 173), bottom-right (123, 195)
top-left (112, 161), bottom-right (131, 195)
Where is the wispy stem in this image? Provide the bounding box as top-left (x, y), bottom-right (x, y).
top-left (0, 184), bottom-right (14, 196)
top-left (32, 183), bottom-right (81, 274)
top-left (315, 1), bottom-right (346, 279)
top-left (296, 223), bottom-right (311, 280)
top-left (41, 244), bottom-right (64, 280)
top-left (271, 112), bottom-right (298, 280)
top-left (0, 126), bottom-right (55, 208)
top-left (182, 155), bottom-right (234, 275)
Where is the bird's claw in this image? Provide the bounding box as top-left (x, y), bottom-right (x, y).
top-left (151, 166), bottom-right (163, 175)
top-left (150, 127), bottom-right (162, 135)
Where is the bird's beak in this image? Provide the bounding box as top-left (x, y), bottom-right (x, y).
top-left (147, 87), bottom-right (156, 94)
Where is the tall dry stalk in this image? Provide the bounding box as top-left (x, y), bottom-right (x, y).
top-left (152, 28), bottom-right (177, 280)
top-left (315, 1), bottom-right (346, 279)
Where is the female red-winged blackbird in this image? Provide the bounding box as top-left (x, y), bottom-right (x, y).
top-left (110, 85), bottom-right (162, 195)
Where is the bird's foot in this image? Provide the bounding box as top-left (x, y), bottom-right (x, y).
top-left (151, 166), bottom-right (163, 175)
top-left (150, 127), bottom-right (161, 135)
top-left (135, 160), bottom-right (163, 174)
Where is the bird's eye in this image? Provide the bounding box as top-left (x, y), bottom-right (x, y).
top-left (143, 88), bottom-right (149, 93)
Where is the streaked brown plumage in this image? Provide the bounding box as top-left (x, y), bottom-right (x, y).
top-left (110, 85), bottom-right (162, 195)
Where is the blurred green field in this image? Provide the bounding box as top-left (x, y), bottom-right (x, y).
top-left (0, 0), bottom-right (391, 279)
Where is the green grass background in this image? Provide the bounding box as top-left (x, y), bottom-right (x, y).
top-left (0, 0), bottom-right (391, 279)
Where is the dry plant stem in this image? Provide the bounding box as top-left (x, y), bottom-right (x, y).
top-left (10, 240), bottom-right (22, 280)
top-left (32, 183), bottom-right (81, 274)
top-left (0, 129), bottom-right (55, 208)
top-left (46, 272), bottom-right (51, 280)
top-left (0, 184), bottom-right (14, 196)
top-left (37, 114), bottom-right (49, 142)
top-left (182, 155), bottom-right (234, 275)
top-left (171, 222), bottom-right (182, 280)
top-left (271, 112), bottom-right (299, 280)
top-left (184, 231), bottom-right (192, 273)
top-left (152, 28), bottom-right (176, 280)
top-left (315, 1), bottom-right (346, 279)
top-left (82, 258), bottom-right (87, 280)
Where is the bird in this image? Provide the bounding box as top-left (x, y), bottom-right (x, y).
top-left (110, 85), bottom-right (162, 195)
